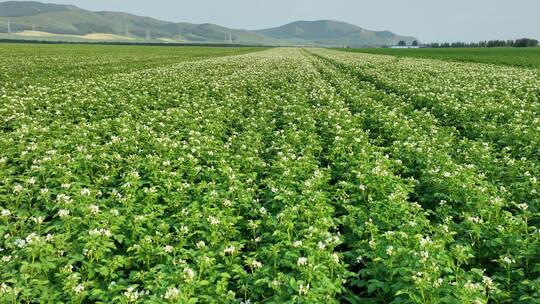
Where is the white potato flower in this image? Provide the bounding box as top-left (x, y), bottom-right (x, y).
top-left (297, 257), bottom-right (308, 266)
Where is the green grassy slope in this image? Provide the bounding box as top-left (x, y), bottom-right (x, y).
top-left (336, 47), bottom-right (540, 69)
top-left (0, 1), bottom-right (282, 45)
top-left (0, 1), bottom-right (74, 16)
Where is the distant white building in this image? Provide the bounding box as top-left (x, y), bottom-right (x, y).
top-left (390, 45), bottom-right (420, 49)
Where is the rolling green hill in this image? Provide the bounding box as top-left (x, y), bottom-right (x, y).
top-left (0, 1), bottom-right (417, 46)
top-left (256, 20), bottom-right (417, 47)
top-left (0, 1), bottom-right (74, 17)
top-left (0, 1), bottom-right (282, 44)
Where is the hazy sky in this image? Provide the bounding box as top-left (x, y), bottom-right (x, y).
top-left (44, 0), bottom-right (539, 42)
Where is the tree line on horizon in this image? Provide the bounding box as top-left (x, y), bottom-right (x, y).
top-left (408, 38), bottom-right (539, 48)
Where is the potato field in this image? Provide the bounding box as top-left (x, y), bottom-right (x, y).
top-left (0, 44), bottom-right (539, 303)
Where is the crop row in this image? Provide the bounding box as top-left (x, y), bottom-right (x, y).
top-left (306, 49), bottom-right (539, 303)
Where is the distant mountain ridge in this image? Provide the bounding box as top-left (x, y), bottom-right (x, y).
top-left (0, 1), bottom-right (417, 46)
top-left (257, 20), bottom-right (416, 46)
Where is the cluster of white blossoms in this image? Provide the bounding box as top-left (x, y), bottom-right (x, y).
top-left (386, 246), bottom-right (395, 256)
top-left (501, 255), bottom-right (516, 265)
top-left (62, 265), bottom-right (73, 273)
top-left (298, 283), bottom-right (310, 295)
top-left (124, 286), bottom-right (148, 302)
top-left (482, 275), bottom-right (495, 290)
top-left (57, 194), bottom-right (72, 204)
top-left (80, 188), bottom-right (91, 196)
top-left (412, 272), bottom-right (425, 284)
top-left (247, 259), bottom-right (263, 270)
top-left (163, 286), bottom-right (180, 300)
top-left (0, 209), bottom-right (11, 217)
top-left (72, 284), bottom-right (85, 294)
top-left (88, 205), bottom-right (100, 215)
top-left (57, 209), bottom-right (70, 218)
top-left (0, 283), bottom-right (20, 296)
top-left (297, 257), bottom-right (308, 267)
top-left (516, 203), bottom-right (528, 211)
top-left (183, 268), bottom-right (195, 281)
top-left (12, 184), bottom-right (23, 194)
top-left (464, 281), bottom-right (483, 292)
top-left (223, 245), bottom-right (236, 255)
top-left (89, 228), bottom-right (112, 237)
top-left (208, 216), bottom-right (220, 226)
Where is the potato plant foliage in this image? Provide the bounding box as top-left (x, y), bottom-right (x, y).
top-left (0, 44), bottom-right (539, 303)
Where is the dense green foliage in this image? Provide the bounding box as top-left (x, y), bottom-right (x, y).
top-left (0, 44), bottom-right (539, 303)
top-left (336, 47), bottom-right (540, 69)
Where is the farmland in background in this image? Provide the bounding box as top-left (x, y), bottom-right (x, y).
top-left (0, 44), bottom-right (266, 87)
top-left (336, 47), bottom-right (540, 69)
